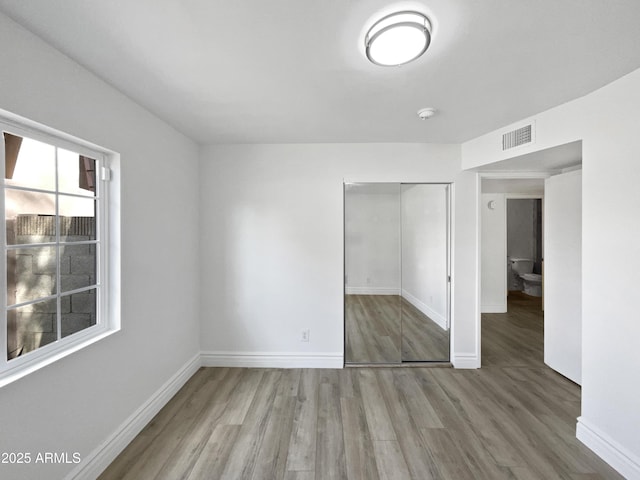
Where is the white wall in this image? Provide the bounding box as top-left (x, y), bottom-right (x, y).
top-left (481, 193), bottom-right (507, 312)
top-left (0, 12), bottom-right (201, 480)
top-left (401, 184), bottom-right (448, 328)
top-left (463, 68), bottom-right (640, 478)
top-left (345, 188), bottom-right (400, 294)
top-left (544, 169), bottom-right (582, 384)
top-left (482, 178), bottom-right (544, 195)
top-left (199, 143), bottom-right (479, 368)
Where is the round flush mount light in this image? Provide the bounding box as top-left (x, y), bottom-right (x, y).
top-left (365, 11), bottom-right (432, 66)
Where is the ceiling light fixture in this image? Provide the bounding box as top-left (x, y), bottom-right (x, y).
top-left (365, 11), bottom-right (432, 66)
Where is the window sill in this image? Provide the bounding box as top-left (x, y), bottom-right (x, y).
top-left (0, 324), bottom-right (120, 389)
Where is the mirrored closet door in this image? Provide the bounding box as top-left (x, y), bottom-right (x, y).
top-left (344, 183), bottom-right (450, 364)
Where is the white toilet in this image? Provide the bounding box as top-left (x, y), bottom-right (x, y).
top-left (520, 273), bottom-right (543, 296)
top-left (509, 258), bottom-right (543, 297)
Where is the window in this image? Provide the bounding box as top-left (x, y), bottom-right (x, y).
top-left (1, 114), bottom-right (118, 387)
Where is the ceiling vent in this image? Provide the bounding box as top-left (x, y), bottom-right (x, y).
top-left (502, 123), bottom-right (534, 150)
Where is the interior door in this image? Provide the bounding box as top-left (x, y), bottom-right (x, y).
top-left (400, 184), bottom-right (450, 362)
top-left (544, 169), bottom-right (582, 384)
top-left (344, 183), bottom-right (401, 363)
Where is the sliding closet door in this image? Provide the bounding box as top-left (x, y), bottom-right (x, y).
top-left (344, 183), bottom-right (401, 364)
top-left (400, 184), bottom-right (450, 362)
top-left (344, 182), bottom-right (451, 364)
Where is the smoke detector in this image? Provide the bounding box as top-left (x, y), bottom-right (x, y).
top-left (417, 107), bottom-right (437, 120)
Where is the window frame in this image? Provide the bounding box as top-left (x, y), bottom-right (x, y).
top-left (0, 112), bottom-right (119, 388)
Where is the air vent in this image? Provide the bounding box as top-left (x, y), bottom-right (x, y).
top-left (502, 124), bottom-right (533, 150)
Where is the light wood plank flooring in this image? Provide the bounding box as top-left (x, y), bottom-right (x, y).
top-left (100, 295), bottom-right (622, 479)
top-left (401, 296), bottom-right (449, 362)
top-left (345, 295), bottom-right (401, 363)
top-left (345, 294), bottom-right (449, 363)
top-left (482, 291), bottom-right (543, 368)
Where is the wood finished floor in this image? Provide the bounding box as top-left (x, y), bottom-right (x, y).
top-left (100, 294), bottom-right (622, 479)
top-left (345, 294), bottom-right (449, 363)
top-left (401, 297), bottom-right (449, 362)
top-left (482, 291), bottom-right (545, 368)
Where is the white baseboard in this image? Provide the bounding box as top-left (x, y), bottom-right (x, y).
top-left (201, 351), bottom-right (343, 369)
top-left (345, 287), bottom-right (400, 295)
top-left (64, 350), bottom-right (341, 479)
top-left (65, 353), bottom-right (202, 480)
top-left (452, 353), bottom-right (480, 369)
top-left (577, 416), bottom-right (640, 480)
top-left (481, 304), bottom-right (507, 313)
top-left (401, 289), bottom-right (448, 330)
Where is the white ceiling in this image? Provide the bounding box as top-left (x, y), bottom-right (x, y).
top-left (2, 0), bottom-right (640, 145)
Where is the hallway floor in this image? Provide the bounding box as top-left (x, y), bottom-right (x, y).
top-left (482, 291), bottom-right (544, 368)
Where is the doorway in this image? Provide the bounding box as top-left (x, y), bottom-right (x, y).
top-left (476, 141), bottom-right (583, 383)
top-left (505, 195), bottom-right (544, 309)
top-left (480, 179), bottom-right (546, 369)
top-left (343, 182), bottom-right (451, 365)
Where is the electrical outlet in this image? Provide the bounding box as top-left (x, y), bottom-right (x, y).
top-left (301, 329), bottom-right (310, 342)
